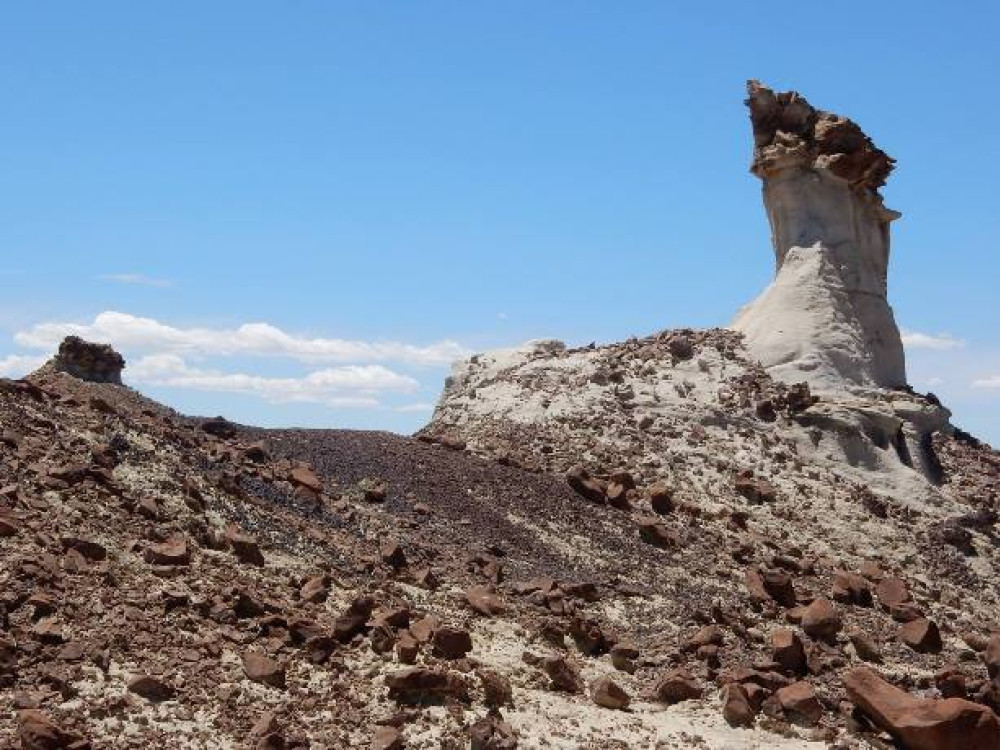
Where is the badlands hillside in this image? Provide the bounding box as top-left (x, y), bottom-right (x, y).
top-left (1, 83), bottom-right (999, 750)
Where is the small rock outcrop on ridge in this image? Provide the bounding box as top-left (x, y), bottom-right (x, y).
top-left (733, 80), bottom-right (906, 391)
top-left (48, 335), bottom-right (125, 384)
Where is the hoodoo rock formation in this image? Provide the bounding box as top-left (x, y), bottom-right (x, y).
top-left (733, 80), bottom-right (907, 391)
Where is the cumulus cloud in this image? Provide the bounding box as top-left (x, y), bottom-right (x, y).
top-left (127, 354), bottom-right (416, 407)
top-left (972, 375), bottom-right (1000, 390)
top-left (15, 311), bottom-right (470, 366)
top-left (0, 354), bottom-right (46, 378)
top-left (98, 273), bottom-right (172, 288)
top-left (901, 330), bottom-right (966, 351)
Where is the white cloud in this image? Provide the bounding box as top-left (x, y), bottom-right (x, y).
top-left (0, 354), bottom-right (46, 378)
top-left (924, 376), bottom-right (945, 386)
top-left (394, 402), bottom-right (434, 413)
top-left (15, 311), bottom-right (470, 367)
top-left (901, 330), bottom-right (966, 351)
top-left (127, 353), bottom-right (416, 407)
top-left (972, 375), bottom-right (1000, 390)
top-left (98, 273), bottom-right (173, 288)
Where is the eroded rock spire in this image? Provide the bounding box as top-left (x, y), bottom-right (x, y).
top-left (733, 80), bottom-right (906, 390)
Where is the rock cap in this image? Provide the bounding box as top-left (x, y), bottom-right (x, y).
top-left (49, 336), bottom-right (125, 384)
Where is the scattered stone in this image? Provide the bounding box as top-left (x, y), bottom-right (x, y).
top-left (371, 725), bottom-right (403, 750)
top-left (299, 574), bottom-right (330, 603)
top-left (610, 642), bottom-right (639, 674)
top-left (832, 570), bottom-right (873, 606)
top-left (17, 709), bottom-right (81, 750)
top-left (984, 634), bottom-right (1000, 678)
top-left (469, 711), bottom-right (517, 750)
top-left (479, 669), bottom-right (514, 708)
top-left (775, 680), bottom-right (823, 725)
top-left (290, 466), bottom-right (322, 492)
top-left (334, 597), bottom-right (375, 642)
top-left (899, 618), bottom-right (942, 654)
top-left (723, 683), bottom-right (756, 727)
top-left (225, 524), bottom-right (265, 566)
top-left (127, 675), bottom-right (175, 702)
top-left (380, 540), bottom-right (407, 569)
top-left (542, 655), bottom-right (582, 693)
top-left (386, 668), bottom-right (469, 703)
top-left (565, 466), bottom-right (606, 504)
top-left (144, 536), bottom-right (191, 566)
top-left (637, 517), bottom-right (678, 548)
top-left (801, 598), bottom-right (841, 640)
top-left (761, 569), bottom-right (796, 607)
top-left (655, 668), bottom-right (702, 704)
top-left (432, 626), bottom-right (473, 660)
top-left (590, 676), bottom-right (629, 710)
top-left (734, 471), bottom-right (776, 504)
top-left (875, 577), bottom-right (910, 608)
top-left (242, 652), bottom-right (286, 688)
top-left (466, 585), bottom-right (504, 616)
top-left (848, 629), bottom-right (882, 663)
top-left (771, 628), bottom-right (806, 675)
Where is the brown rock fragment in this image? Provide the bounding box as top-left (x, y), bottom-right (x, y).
top-left (432, 626), bottom-right (473, 660)
top-left (899, 618), bottom-right (942, 654)
top-left (637, 517), bottom-right (678, 548)
top-left (771, 628), bottom-right (806, 675)
top-left (800, 598), bottom-right (841, 640)
top-left (775, 680), bottom-right (823, 725)
top-left (984, 634), bottom-right (1000, 678)
top-left (844, 666), bottom-right (1000, 750)
top-left (542, 655), bottom-right (582, 693)
top-left (655, 668), bottom-right (702, 704)
top-left (380, 540), bottom-right (407, 569)
top-left (590, 675), bottom-right (629, 710)
top-left (371, 725), bottom-right (403, 750)
top-left (848, 629), bottom-right (882, 663)
top-left (127, 675), bottom-right (175, 702)
top-left (242, 652), bottom-right (286, 688)
top-left (144, 535), bottom-right (190, 566)
top-left (722, 683), bottom-right (756, 727)
top-left (875, 576), bottom-right (910, 608)
top-left (224, 524), bottom-right (265, 566)
top-left (386, 667), bottom-right (469, 703)
top-left (17, 709), bottom-right (81, 750)
top-left (469, 711), bottom-right (517, 750)
top-left (466, 585), bottom-right (504, 616)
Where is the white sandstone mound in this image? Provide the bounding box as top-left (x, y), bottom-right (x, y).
top-left (733, 80), bottom-right (906, 391)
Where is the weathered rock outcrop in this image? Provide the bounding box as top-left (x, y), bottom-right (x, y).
top-left (48, 335), bottom-right (125, 384)
top-left (732, 80), bottom-right (906, 391)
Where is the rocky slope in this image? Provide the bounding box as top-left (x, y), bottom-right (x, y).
top-left (0, 327), bottom-right (997, 749)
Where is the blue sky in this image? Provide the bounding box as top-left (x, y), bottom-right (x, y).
top-left (1, 2), bottom-right (998, 442)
